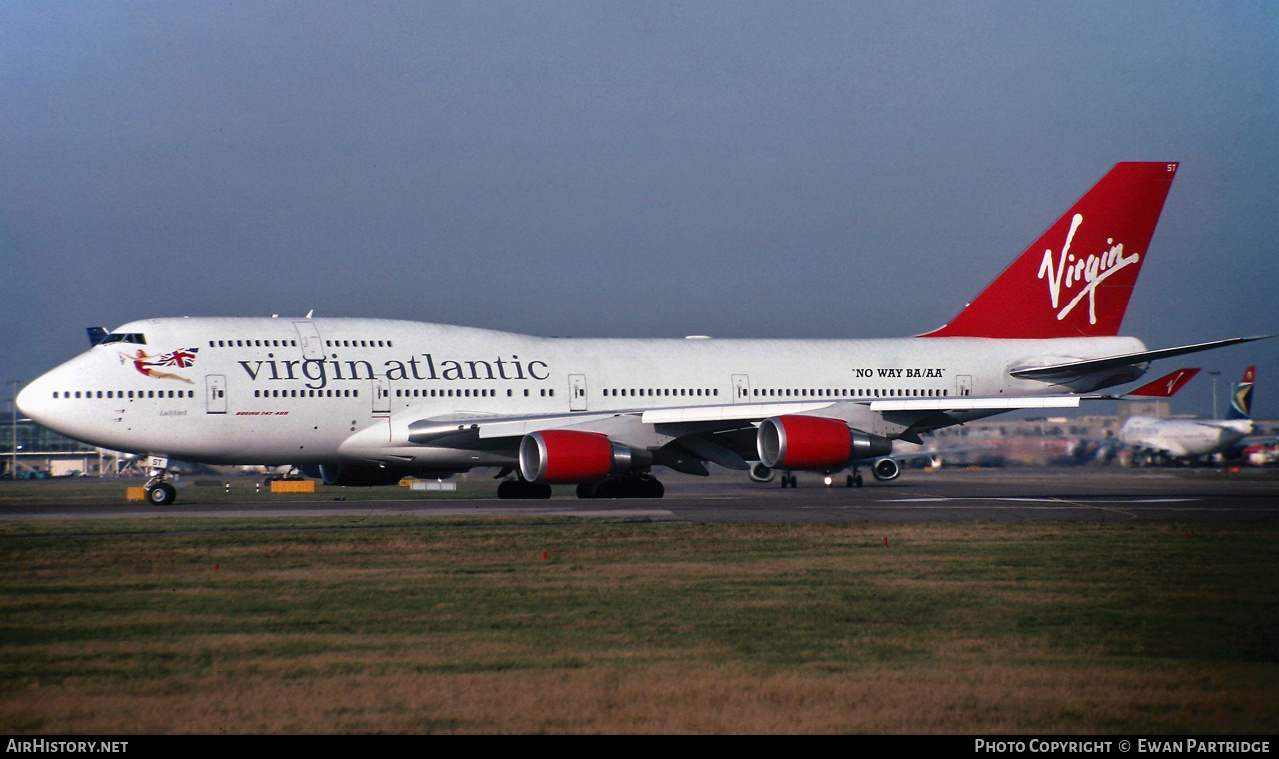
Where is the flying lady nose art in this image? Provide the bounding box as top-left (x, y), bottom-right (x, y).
top-left (121, 348), bottom-right (199, 384)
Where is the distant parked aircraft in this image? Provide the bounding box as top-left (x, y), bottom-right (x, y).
top-left (1119, 367), bottom-right (1256, 463)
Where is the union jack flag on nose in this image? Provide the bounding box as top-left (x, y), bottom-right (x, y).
top-left (158, 348), bottom-right (198, 368)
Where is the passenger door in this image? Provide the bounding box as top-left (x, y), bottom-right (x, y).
top-left (205, 375), bottom-right (227, 414)
top-left (569, 374), bottom-right (588, 411)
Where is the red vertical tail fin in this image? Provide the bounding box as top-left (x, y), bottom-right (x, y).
top-left (920, 162), bottom-right (1179, 339)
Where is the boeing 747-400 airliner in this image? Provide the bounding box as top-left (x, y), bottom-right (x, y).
top-left (17, 162), bottom-right (1267, 503)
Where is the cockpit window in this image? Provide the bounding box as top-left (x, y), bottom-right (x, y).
top-left (99, 333), bottom-right (147, 345)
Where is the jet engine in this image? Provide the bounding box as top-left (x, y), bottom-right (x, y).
top-left (519, 430), bottom-right (650, 484)
top-left (757, 415), bottom-right (893, 470)
top-left (748, 463), bottom-right (776, 483)
top-left (871, 457), bottom-right (901, 481)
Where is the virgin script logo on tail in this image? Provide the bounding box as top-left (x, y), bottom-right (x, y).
top-left (1036, 213), bottom-right (1140, 325)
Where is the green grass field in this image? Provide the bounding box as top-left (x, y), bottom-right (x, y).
top-left (1, 515), bottom-right (1276, 733)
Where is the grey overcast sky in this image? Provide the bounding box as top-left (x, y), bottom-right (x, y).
top-left (3, 2), bottom-right (1276, 418)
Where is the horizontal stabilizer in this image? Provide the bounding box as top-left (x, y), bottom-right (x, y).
top-left (1010, 336), bottom-right (1271, 381)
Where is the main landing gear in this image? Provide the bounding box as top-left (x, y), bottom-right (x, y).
top-left (143, 455), bottom-right (177, 506)
top-left (497, 473), bottom-right (666, 499)
top-left (575, 473), bottom-right (664, 499)
top-left (780, 471), bottom-right (863, 488)
top-left (496, 479), bottom-right (552, 499)
top-left (826, 472), bottom-right (864, 488)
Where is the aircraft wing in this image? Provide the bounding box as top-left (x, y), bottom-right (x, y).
top-left (400, 394), bottom-right (1091, 457)
top-left (864, 396), bottom-right (1083, 412)
top-left (382, 393), bottom-right (1102, 477)
top-left (412, 396), bottom-right (1089, 440)
top-left (1009, 336), bottom-right (1270, 381)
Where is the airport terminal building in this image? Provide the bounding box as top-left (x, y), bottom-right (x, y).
top-left (1, 418), bottom-right (131, 478)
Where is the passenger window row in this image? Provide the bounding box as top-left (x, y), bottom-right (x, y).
top-left (210, 339), bottom-right (298, 348)
top-left (51, 390), bottom-right (195, 399)
top-left (604, 388), bottom-right (720, 398)
top-left (396, 388), bottom-right (555, 399)
top-left (597, 387), bottom-right (948, 400)
top-left (326, 339), bottom-right (393, 348)
top-left (398, 388), bottom-right (496, 398)
top-left (254, 388), bottom-right (359, 398)
top-left (751, 387), bottom-right (949, 398)
top-left (207, 338), bottom-right (395, 348)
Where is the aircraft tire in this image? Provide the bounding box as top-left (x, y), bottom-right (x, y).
top-left (498, 480), bottom-right (551, 499)
top-left (147, 483), bottom-right (176, 506)
top-left (576, 483), bottom-right (597, 499)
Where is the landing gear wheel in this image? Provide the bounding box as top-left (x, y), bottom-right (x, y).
top-left (146, 482), bottom-right (177, 506)
top-left (498, 480), bottom-right (553, 500)
top-left (578, 475), bottom-right (664, 499)
top-left (641, 477), bottom-right (664, 499)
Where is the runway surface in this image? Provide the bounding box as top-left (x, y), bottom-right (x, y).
top-left (3, 467), bottom-right (1278, 522)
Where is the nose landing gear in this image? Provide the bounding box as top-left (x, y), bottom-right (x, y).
top-left (142, 455), bottom-right (177, 506)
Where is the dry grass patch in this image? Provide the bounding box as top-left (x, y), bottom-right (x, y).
top-left (3, 662), bottom-right (1272, 734)
top-left (2, 518), bottom-right (1276, 732)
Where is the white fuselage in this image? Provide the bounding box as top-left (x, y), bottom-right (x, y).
top-left (1118, 416), bottom-right (1253, 458)
top-left (18, 317), bottom-right (1147, 468)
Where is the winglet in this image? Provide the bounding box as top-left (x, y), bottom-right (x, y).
top-left (920, 162), bottom-right (1179, 338)
top-left (1124, 368), bottom-right (1200, 398)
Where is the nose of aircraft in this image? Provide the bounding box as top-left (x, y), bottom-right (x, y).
top-left (16, 371), bottom-right (55, 426)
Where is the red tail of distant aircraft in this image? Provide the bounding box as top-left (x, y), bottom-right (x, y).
top-left (1125, 368), bottom-right (1201, 398)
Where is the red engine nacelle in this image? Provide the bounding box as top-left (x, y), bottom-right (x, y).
top-left (757, 416), bottom-right (893, 470)
top-left (519, 430), bottom-right (638, 484)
